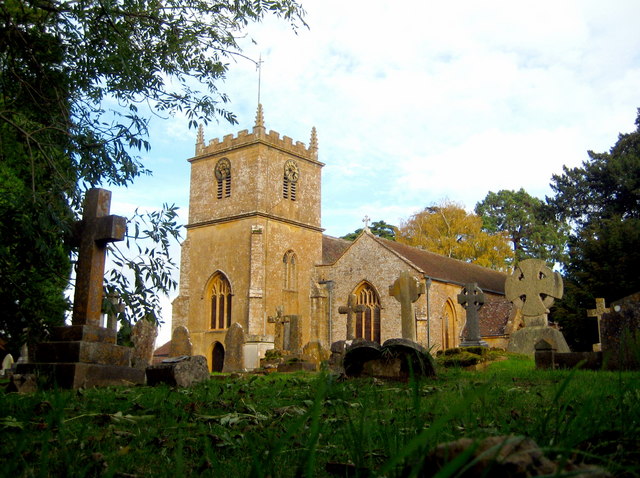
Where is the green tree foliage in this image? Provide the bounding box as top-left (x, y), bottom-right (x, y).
top-left (474, 188), bottom-right (569, 265)
top-left (397, 200), bottom-right (514, 271)
top-left (341, 220), bottom-right (397, 241)
top-left (0, 0), bottom-right (304, 353)
top-left (549, 110), bottom-right (640, 349)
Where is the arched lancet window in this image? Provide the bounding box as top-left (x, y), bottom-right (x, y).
top-left (354, 282), bottom-right (381, 343)
top-left (209, 273), bottom-right (232, 329)
top-left (215, 158), bottom-right (231, 199)
top-left (283, 160), bottom-right (299, 201)
top-left (442, 299), bottom-right (457, 350)
top-left (283, 250), bottom-right (297, 290)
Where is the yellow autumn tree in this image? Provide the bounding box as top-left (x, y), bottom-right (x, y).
top-left (397, 200), bottom-right (514, 271)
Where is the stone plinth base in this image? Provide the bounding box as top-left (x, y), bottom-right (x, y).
top-left (460, 340), bottom-right (489, 348)
top-left (507, 327), bottom-right (570, 356)
top-left (16, 324), bottom-right (145, 389)
top-left (243, 337), bottom-right (274, 370)
top-left (16, 362), bottom-right (145, 388)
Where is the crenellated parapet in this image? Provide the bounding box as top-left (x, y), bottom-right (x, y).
top-left (192, 104), bottom-right (320, 164)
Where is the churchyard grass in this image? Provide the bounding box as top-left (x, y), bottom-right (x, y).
top-left (1, 355), bottom-right (639, 477)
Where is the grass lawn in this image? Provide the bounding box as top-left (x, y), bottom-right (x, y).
top-left (1, 354), bottom-right (639, 477)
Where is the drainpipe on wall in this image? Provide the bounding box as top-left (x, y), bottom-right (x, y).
top-left (424, 275), bottom-right (432, 349)
top-left (319, 280), bottom-right (335, 345)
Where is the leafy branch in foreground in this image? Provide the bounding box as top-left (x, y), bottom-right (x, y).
top-left (105, 204), bottom-right (182, 333)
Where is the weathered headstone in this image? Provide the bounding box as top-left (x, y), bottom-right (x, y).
top-left (343, 338), bottom-right (436, 380)
top-left (131, 319), bottom-right (158, 369)
top-left (267, 306), bottom-right (289, 350)
top-left (1, 354), bottom-right (14, 376)
top-left (505, 259), bottom-right (570, 355)
top-left (600, 294), bottom-right (640, 370)
top-left (15, 189), bottom-right (145, 388)
top-left (222, 322), bottom-right (245, 372)
top-left (339, 294), bottom-right (366, 340)
top-left (389, 271), bottom-right (425, 341)
top-left (146, 355), bottom-right (210, 387)
top-left (302, 341), bottom-right (330, 369)
top-left (170, 325), bottom-right (193, 357)
top-left (16, 343), bottom-right (28, 364)
top-left (458, 283), bottom-right (488, 348)
top-left (587, 298), bottom-right (610, 352)
top-left (287, 314), bottom-right (303, 354)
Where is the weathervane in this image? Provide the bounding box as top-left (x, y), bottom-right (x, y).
top-left (256, 53), bottom-right (264, 105)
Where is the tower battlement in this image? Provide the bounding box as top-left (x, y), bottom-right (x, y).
top-left (194, 105), bottom-right (319, 163)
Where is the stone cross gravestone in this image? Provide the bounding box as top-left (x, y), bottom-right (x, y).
top-left (587, 298), bottom-right (610, 351)
top-left (505, 259), bottom-right (569, 355)
top-left (72, 189), bottom-right (127, 327)
top-left (389, 271), bottom-right (425, 341)
top-left (131, 319), bottom-right (158, 369)
top-left (222, 322), bottom-right (245, 372)
top-left (338, 294), bottom-right (366, 340)
top-left (170, 325), bottom-right (193, 357)
top-left (458, 283), bottom-right (488, 348)
top-left (14, 188), bottom-right (145, 388)
top-left (268, 306), bottom-right (297, 351)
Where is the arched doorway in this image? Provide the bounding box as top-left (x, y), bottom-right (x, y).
top-left (212, 342), bottom-right (225, 372)
top-left (353, 282), bottom-right (382, 343)
top-left (442, 299), bottom-right (457, 350)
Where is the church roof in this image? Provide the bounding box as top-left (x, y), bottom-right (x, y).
top-left (322, 235), bottom-right (352, 264)
top-left (370, 234), bottom-right (508, 294)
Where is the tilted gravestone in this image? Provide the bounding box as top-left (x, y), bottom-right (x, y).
top-left (389, 271), bottom-right (425, 341)
top-left (338, 294), bottom-right (366, 341)
top-left (505, 259), bottom-right (570, 355)
top-left (131, 319), bottom-right (158, 370)
top-left (458, 283), bottom-right (488, 348)
top-left (222, 322), bottom-right (245, 372)
top-left (170, 325), bottom-right (193, 357)
top-left (586, 298), bottom-right (610, 352)
top-left (14, 188), bottom-right (145, 388)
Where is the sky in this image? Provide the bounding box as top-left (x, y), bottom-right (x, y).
top-left (109, 0), bottom-right (640, 345)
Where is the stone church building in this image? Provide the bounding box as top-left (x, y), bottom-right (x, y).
top-left (171, 106), bottom-right (516, 371)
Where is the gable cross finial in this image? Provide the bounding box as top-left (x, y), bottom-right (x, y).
top-left (362, 215), bottom-right (371, 230)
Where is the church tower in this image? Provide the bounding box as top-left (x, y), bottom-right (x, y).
top-left (172, 105), bottom-right (324, 370)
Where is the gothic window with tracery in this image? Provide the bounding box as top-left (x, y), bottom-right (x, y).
top-left (283, 250), bottom-right (297, 290)
top-left (215, 158), bottom-right (231, 199)
top-left (210, 273), bottom-right (232, 329)
top-left (283, 160), bottom-right (299, 201)
top-left (354, 282), bottom-right (381, 343)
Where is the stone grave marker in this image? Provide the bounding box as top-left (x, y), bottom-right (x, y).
top-left (222, 322), bottom-right (245, 372)
top-left (458, 283), bottom-right (488, 348)
top-left (131, 319), bottom-right (158, 369)
top-left (268, 306), bottom-right (300, 351)
top-left (105, 293), bottom-right (125, 331)
top-left (600, 294), bottom-right (640, 370)
top-left (1, 354), bottom-right (14, 376)
top-left (14, 188), bottom-right (145, 388)
top-left (146, 355), bottom-right (210, 387)
top-left (170, 325), bottom-right (193, 357)
top-left (343, 338), bottom-right (436, 380)
top-left (505, 259), bottom-right (570, 355)
top-left (587, 298), bottom-right (610, 352)
top-left (389, 271), bottom-right (425, 341)
top-left (338, 294), bottom-right (366, 340)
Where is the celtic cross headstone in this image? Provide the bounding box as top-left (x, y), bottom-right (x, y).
top-left (505, 259), bottom-right (570, 355)
top-left (505, 259), bottom-right (563, 327)
top-left (389, 271), bottom-right (425, 341)
top-left (268, 306), bottom-right (295, 350)
top-left (457, 283), bottom-right (488, 347)
top-left (338, 294), bottom-right (366, 340)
